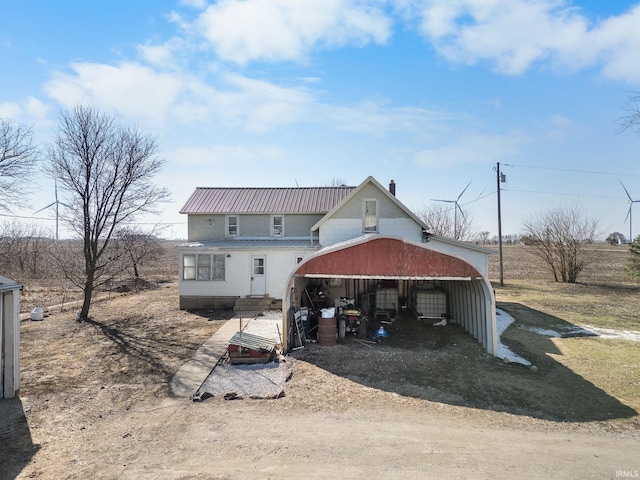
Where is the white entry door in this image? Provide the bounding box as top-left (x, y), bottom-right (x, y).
top-left (250, 255), bottom-right (266, 296)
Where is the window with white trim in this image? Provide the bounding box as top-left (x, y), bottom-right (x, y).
top-left (363, 199), bottom-right (378, 233)
top-left (197, 254), bottom-right (211, 280)
top-left (272, 215), bottom-right (284, 237)
top-left (182, 254), bottom-right (226, 281)
top-left (227, 215), bottom-right (238, 236)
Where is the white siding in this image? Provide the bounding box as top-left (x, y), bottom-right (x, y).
top-left (179, 248), bottom-right (314, 299)
top-left (320, 218), bottom-right (422, 246)
top-left (1, 279), bottom-right (21, 399)
top-left (319, 218), bottom-right (362, 245)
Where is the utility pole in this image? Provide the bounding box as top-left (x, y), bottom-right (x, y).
top-left (496, 162), bottom-right (505, 286)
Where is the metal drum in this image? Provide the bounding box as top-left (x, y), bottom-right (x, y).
top-left (317, 316), bottom-right (336, 346)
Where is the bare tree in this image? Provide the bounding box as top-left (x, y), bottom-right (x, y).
top-left (320, 178), bottom-right (349, 187)
top-left (478, 231), bottom-right (491, 245)
top-left (522, 204), bottom-right (599, 283)
top-left (619, 91), bottom-right (640, 134)
top-left (115, 225), bottom-right (166, 279)
top-left (45, 105), bottom-right (170, 321)
top-left (606, 232), bottom-right (626, 245)
top-left (0, 118), bottom-right (38, 211)
top-left (415, 203), bottom-right (477, 241)
top-left (0, 220), bottom-right (56, 278)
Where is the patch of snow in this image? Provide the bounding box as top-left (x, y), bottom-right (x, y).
top-left (241, 312), bottom-right (283, 345)
top-left (518, 323), bottom-right (639, 342)
top-left (581, 325), bottom-right (640, 342)
top-left (495, 309), bottom-right (531, 366)
top-left (518, 326), bottom-right (564, 338)
top-left (518, 324), bottom-right (597, 338)
top-left (560, 325), bottom-right (597, 337)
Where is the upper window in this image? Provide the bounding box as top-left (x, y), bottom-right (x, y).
top-left (272, 215), bottom-right (284, 237)
top-left (182, 254), bottom-right (226, 281)
top-left (227, 215), bottom-right (238, 237)
top-left (363, 199), bottom-right (378, 233)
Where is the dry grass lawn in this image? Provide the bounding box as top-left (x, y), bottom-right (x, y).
top-left (1, 241), bottom-right (639, 479)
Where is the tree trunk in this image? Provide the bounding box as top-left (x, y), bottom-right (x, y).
top-left (78, 270), bottom-right (94, 321)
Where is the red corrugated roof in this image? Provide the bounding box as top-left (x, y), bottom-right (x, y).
top-left (179, 186), bottom-right (356, 214)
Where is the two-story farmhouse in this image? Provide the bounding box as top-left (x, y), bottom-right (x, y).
top-left (177, 176), bottom-right (497, 356)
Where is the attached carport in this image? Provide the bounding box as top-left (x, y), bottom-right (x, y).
top-left (282, 235), bottom-right (497, 356)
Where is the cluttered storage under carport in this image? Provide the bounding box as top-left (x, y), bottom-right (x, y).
top-left (287, 278), bottom-right (449, 350)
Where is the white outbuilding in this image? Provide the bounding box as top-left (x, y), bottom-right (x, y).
top-left (1, 274), bottom-right (22, 399)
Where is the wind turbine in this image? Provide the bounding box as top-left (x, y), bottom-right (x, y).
top-left (34, 180), bottom-right (70, 240)
top-left (431, 181), bottom-right (472, 240)
top-left (620, 180), bottom-right (640, 243)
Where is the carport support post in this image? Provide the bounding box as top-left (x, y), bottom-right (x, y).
top-left (496, 162), bottom-right (504, 286)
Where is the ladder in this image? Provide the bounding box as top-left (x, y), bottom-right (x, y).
top-left (294, 308), bottom-right (308, 347)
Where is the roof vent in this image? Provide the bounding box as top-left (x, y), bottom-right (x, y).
top-left (389, 180), bottom-right (396, 196)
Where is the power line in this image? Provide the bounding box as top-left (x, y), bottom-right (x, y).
top-left (0, 213), bottom-right (54, 221)
top-left (506, 189), bottom-right (623, 200)
top-left (0, 212), bottom-right (187, 226)
top-left (504, 163), bottom-right (640, 178)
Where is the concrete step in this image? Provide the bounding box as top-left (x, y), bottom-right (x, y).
top-left (235, 297), bottom-right (272, 307)
top-left (270, 299), bottom-right (283, 310)
top-left (233, 296), bottom-right (273, 313)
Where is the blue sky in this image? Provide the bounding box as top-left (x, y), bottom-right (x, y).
top-left (2, 0), bottom-right (640, 240)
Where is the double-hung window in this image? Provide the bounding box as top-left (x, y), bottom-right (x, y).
top-left (212, 254), bottom-right (225, 280)
top-left (363, 199), bottom-right (378, 233)
top-left (197, 254), bottom-right (211, 280)
top-left (182, 254), bottom-right (226, 281)
top-left (227, 215), bottom-right (238, 237)
top-left (272, 215), bottom-right (284, 237)
top-left (183, 254), bottom-right (197, 280)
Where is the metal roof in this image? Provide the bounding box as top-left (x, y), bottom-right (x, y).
top-left (176, 239), bottom-right (319, 249)
top-left (0, 275), bottom-right (22, 293)
top-left (180, 186), bottom-right (356, 214)
top-left (228, 331), bottom-right (281, 352)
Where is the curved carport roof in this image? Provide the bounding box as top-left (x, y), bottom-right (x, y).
top-left (283, 235), bottom-right (497, 355)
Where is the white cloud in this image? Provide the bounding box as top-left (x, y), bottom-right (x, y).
top-left (0, 101), bottom-right (22, 119)
top-left (321, 99), bottom-right (449, 139)
top-left (411, 0), bottom-right (588, 74)
top-left (195, 0), bottom-right (392, 64)
top-left (42, 61), bottom-right (319, 132)
top-left (216, 74), bottom-right (316, 131)
top-left (545, 114), bottom-right (583, 141)
top-left (413, 131), bottom-right (524, 168)
top-left (44, 62), bottom-right (185, 126)
top-left (404, 0), bottom-right (640, 84)
top-left (164, 144), bottom-right (283, 167)
top-left (179, 0), bottom-right (208, 9)
top-left (0, 97), bottom-right (51, 130)
top-left (589, 4), bottom-right (640, 84)
top-left (41, 54), bottom-right (468, 140)
top-left (137, 38), bottom-right (186, 69)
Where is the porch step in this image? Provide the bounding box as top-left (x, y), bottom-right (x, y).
top-left (233, 297), bottom-right (273, 314)
top-left (270, 299), bottom-right (283, 310)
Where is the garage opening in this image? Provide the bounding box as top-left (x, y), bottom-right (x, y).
top-left (282, 236), bottom-right (497, 356)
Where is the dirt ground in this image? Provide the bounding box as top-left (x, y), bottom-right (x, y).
top-left (2, 281), bottom-right (639, 479)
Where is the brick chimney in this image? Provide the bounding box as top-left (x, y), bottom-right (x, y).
top-left (389, 179), bottom-right (396, 196)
